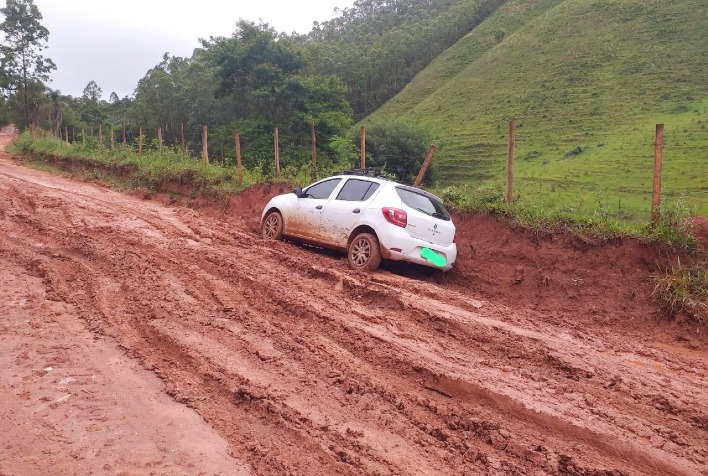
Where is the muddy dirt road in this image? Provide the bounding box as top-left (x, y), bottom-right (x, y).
top-left (1, 129), bottom-right (706, 475)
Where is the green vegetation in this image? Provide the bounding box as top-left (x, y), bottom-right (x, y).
top-left (299, 0), bottom-right (507, 118)
top-left (8, 131), bottom-right (352, 198)
top-left (0, 0), bottom-right (56, 126)
top-left (353, 121), bottom-right (435, 185)
top-left (2, 0), bottom-right (705, 228)
top-left (653, 261), bottom-right (708, 325)
top-left (369, 0), bottom-right (708, 222)
top-left (435, 182), bottom-right (698, 248)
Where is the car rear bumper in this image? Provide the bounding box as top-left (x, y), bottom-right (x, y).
top-left (379, 234), bottom-right (457, 271)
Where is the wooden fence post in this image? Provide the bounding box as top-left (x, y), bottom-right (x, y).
top-left (110, 125), bottom-right (114, 149)
top-left (235, 130), bottom-right (242, 184)
top-left (506, 118), bottom-right (515, 204)
top-left (82, 128), bottom-right (85, 145)
top-left (651, 123), bottom-right (664, 224)
top-left (64, 126), bottom-right (69, 145)
top-left (158, 126), bottom-right (163, 153)
top-left (311, 123), bottom-right (317, 181)
top-left (414, 145), bottom-right (437, 187)
top-left (202, 126), bottom-right (208, 167)
top-left (181, 123), bottom-right (186, 157)
top-left (138, 126), bottom-right (143, 156)
top-left (274, 127), bottom-right (280, 177)
top-left (360, 126), bottom-right (366, 169)
top-left (122, 123), bottom-right (126, 145)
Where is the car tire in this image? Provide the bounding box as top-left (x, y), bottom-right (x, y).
top-left (262, 211), bottom-right (284, 240)
top-left (348, 232), bottom-right (382, 271)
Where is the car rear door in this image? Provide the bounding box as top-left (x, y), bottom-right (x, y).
top-left (317, 178), bottom-right (381, 247)
top-left (395, 187), bottom-right (455, 246)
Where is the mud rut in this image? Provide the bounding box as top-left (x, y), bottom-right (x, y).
top-left (0, 156), bottom-right (706, 476)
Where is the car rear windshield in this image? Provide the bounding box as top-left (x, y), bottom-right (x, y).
top-left (395, 187), bottom-right (450, 221)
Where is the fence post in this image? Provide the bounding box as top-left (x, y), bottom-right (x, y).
top-left (158, 126), bottom-right (163, 154)
top-left (360, 126), bottom-right (366, 169)
top-left (274, 127), bottom-right (280, 177)
top-left (414, 145), bottom-right (437, 187)
top-left (64, 126), bottom-right (69, 145)
top-left (202, 126), bottom-right (208, 167)
top-left (311, 123), bottom-right (317, 181)
top-left (122, 123), bottom-right (126, 145)
top-left (181, 123), bottom-right (186, 157)
top-left (82, 128), bottom-right (85, 145)
top-left (138, 126), bottom-right (143, 156)
top-left (506, 118), bottom-right (515, 204)
top-left (110, 125), bottom-right (114, 149)
top-left (651, 123), bottom-right (664, 224)
top-left (235, 130), bottom-right (242, 184)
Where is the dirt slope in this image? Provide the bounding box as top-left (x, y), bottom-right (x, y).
top-left (1, 127), bottom-right (706, 475)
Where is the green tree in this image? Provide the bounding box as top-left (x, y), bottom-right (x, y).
top-left (356, 121), bottom-right (435, 185)
top-left (0, 0), bottom-right (56, 126)
top-left (202, 21), bottom-right (308, 126)
top-left (39, 88), bottom-right (74, 136)
top-left (201, 20), bottom-right (352, 168)
top-left (80, 80), bottom-right (104, 124)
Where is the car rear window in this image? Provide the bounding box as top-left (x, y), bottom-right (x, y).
top-left (395, 187), bottom-right (450, 221)
top-left (336, 179), bottom-right (380, 201)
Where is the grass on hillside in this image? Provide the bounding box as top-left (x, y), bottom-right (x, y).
top-left (369, 0), bottom-right (708, 222)
top-left (434, 181), bottom-right (698, 249)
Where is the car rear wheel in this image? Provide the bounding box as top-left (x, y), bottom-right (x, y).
top-left (348, 232), bottom-right (382, 271)
top-left (262, 211), bottom-right (284, 240)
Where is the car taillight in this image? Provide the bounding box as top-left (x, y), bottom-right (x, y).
top-left (382, 207), bottom-right (407, 228)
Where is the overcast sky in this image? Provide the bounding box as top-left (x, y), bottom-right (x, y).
top-left (11, 0), bottom-right (353, 99)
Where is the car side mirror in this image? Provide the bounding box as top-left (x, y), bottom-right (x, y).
top-left (293, 187), bottom-right (304, 198)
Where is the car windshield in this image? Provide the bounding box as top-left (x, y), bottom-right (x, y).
top-left (395, 187), bottom-right (450, 221)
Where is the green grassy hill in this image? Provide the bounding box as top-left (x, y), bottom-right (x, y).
top-left (368, 0), bottom-right (708, 220)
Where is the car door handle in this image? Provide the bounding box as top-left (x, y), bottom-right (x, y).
top-left (352, 208), bottom-right (360, 213)
top-left (316, 205), bottom-right (323, 209)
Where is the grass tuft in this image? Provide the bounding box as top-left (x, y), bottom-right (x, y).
top-left (653, 260), bottom-right (708, 325)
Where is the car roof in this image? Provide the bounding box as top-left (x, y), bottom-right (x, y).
top-left (326, 174), bottom-right (445, 203)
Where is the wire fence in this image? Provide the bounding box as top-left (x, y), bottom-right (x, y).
top-left (42, 116), bottom-right (707, 223)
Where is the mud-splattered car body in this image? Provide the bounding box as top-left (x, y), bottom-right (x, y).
top-left (261, 173), bottom-right (457, 272)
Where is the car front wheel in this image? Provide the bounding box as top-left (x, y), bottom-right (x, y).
top-left (348, 232), bottom-right (382, 271)
top-left (262, 211), bottom-right (284, 240)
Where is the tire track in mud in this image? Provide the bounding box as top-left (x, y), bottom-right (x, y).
top-left (1, 158), bottom-right (706, 475)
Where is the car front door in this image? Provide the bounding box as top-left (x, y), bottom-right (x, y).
top-left (318, 178), bottom-right (381, 247)
top-left (285, 178), bottom-right (342, 240)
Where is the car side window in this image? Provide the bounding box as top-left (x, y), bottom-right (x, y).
top-left (304, 178), bottom-right (341, 199)
top-left (336, 179), bottom-right (380, 201)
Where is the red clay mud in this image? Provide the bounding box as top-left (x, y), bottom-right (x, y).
top-left (1, 126), bottom-right (706, 475)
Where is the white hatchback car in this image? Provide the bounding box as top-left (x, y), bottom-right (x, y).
top-left (260, 171), bottom-right (457, 271)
